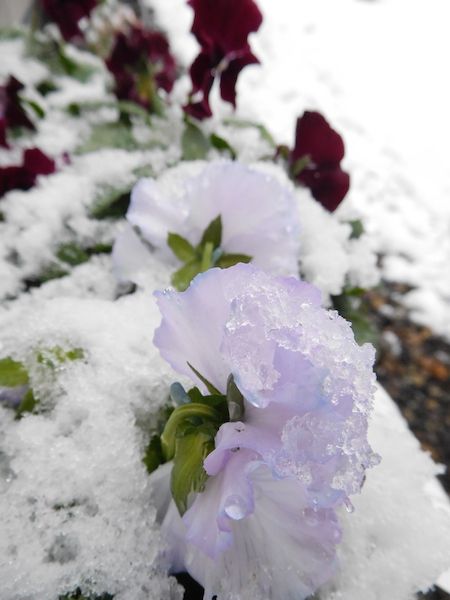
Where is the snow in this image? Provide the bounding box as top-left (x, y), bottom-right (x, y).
top-left (151, 0), bottom-right (450, 339)
top-left (1, 289), bottom-right (449, 599)
top-left (1, 1), bottom-right (449, 598)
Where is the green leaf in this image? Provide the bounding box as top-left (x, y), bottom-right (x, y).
top-left (143, 435), bottom-right (165, 474)
top-left (215, 253), bottom-right (252, 269)
top-left (167, 232), bottom-right (196, 262)
top-left (187, 363), bottom-right (221, 395)
top-left (210, 133), bottom-right (237, 159)
top-left (77, 122), bottom-right (137, 154)
top-left (20, 97), bottom-right (45, 119)
top-left (171, 259), bottom-right (201, 291)
top-left (36, 346), bottom-right (84, 369)
top-left (226, 374), bottom-right (245, 422)
top-left (200, 215), bottom-right (222, 249)
top-left (90, 186), bottom-right (131, 220)
top-left (181, 121), bottom-right (210, 160)
top-left (160, 402), bottom-right (220, 461)
top-left (200, 241), bottom-right (214, 272)
top-left (56, 243), bottom-right (89, 267)
top-left (16, 389), bottom-right (37, 418)
top-left (117, 100), bottom-right (152, 125)
top-left (349, 219), bottom-right (364, 240)
top-left (0, 358), bottom-right (29, 387)
top-left (36, 79), bottom-right (58, 96)
top-left (171, 429), bottom-right (214, 515)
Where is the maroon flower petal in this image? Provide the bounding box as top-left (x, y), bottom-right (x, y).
top-left (39, 0), bottom-right (97, 41)
top-left (0, 76), bottom-right (35, 145)
top-left (106, 24), bottom-right (177, 108)
top-left (299, 167), bottom-right (350, 212)
top-left (185, 0), bottom-right (262, 119)
top-left (219, 50), bottom-right (259, 106)
top-left (188, 0), bottom-right (262, 54)
top-left (23, 148), bottom-right (56, 176)
top-left (292, 111), bottom-right (345, 167)
top-left (0, 148), bottom-right (56, 198)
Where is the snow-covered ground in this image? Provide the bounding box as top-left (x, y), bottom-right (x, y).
top-left (1, 2), bottom-right (450, 598)
top-left (152, 0), bottom-right (450, 339)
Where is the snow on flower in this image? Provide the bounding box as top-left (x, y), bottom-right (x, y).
top-left (184, 0), bottom-right (263, 119)
top-left (152, 263), bottom-right (379, 599)
top-left (112, 160), bottom-right (300, 289)
top-left (290, 111), bottom-right (350, 212)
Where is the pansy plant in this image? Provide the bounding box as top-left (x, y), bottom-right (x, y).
top-left (112, 161), bottom-right (301, 290)
top-left (149, 264), bottom-right (379, 598)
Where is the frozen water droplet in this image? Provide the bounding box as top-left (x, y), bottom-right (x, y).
top-left (224, 494), bottom-right (249, 520)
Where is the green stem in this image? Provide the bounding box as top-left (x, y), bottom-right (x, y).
top-left (161, 403), bottom-right (219, 461)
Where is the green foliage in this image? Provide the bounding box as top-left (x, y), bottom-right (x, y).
top-left (36, 79), bottom-right (59, 96)
top-left (0, 357), bottom-right (29, 387)
top-left (36, 346), bottom-right (85, 369)
top-left (56, 243), bottom-right (90, 267)
top-left (210, 133), bottom-right (237, 159)
top-left (181, 120), bottom-right (210, 160)
top-left (332, 290), bottom-right (379, 347)
top-left (77, 122), bottom-right (137, 154)
top-left (20, 97), bottom-right (46, 119)
top-left (167, 233), bottom-right (196, 262)
top-left (143, 435), bottom-right (165, 474)
top-left (90, 186), bottom-right (131, 220)
top-left (168, 215), bottom-right (251, 290)
top-left (28, 35), bottom-right (96, 82)
top-left (171, 427), bottom-right (215, 515)
top-left (349, 219), bottom-right (364, 239)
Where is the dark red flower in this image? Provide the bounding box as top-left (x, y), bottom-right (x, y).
top-left (290, 111), bottom-right (350, 212)
top-left (185, 0), bottom-right (263, 119)
top-left (39, 0), bottom-right (97, 41)
top-left (0, 76), bottom-right (35, 148)
top-left (106, 24), bottom-right (177, 111)
top-left (0, 148), bottom-right (56, 198)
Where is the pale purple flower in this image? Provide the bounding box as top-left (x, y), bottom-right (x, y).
top-left (112, 161), bottom-right (300, 287)
top-left (152, 264), bottom-right (379, 598)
